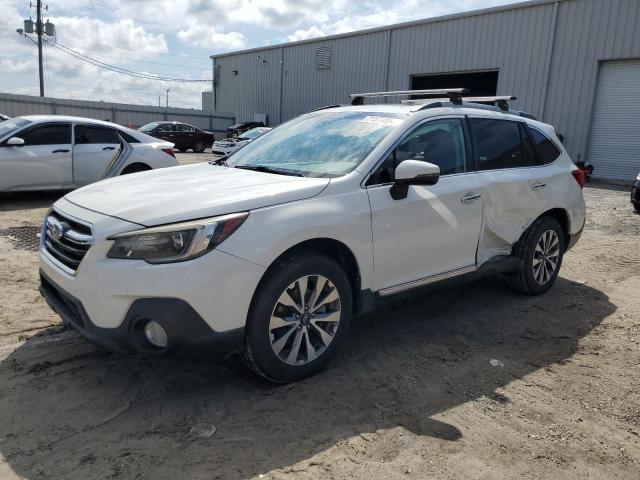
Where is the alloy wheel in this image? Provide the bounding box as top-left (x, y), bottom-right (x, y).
top-left (269, 275), bottom-right (341, 365)
top-left (532, 230), bottom-right (560, 285)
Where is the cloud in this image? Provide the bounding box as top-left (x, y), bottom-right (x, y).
top-left (177, 25), bottom-right (246, 51)
top-left (0, 59), bottom-right (33, 74)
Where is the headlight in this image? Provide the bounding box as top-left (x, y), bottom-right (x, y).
top-left (107, 212), bottom-right (248, 263)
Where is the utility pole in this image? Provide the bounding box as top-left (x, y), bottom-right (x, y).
top-left (36, 0), bottom-right (44, 97)
top-left (166, 89), bottom-right (170, 108)
top-left (17, 2), bottom-right (55, 97)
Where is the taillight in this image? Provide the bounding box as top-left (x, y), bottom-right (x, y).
top-left (571, 169), bottom-right (585, 189)
top-left (162, 148), bottom-right (176, 158)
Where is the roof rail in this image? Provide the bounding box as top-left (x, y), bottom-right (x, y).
top-left (404, 95), bottom-right (517, 111)
top-left (350, 88), bottom-right (469, 106)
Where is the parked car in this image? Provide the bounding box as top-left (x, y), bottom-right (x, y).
top-left (226, 121), bottom-right (265, 138)
top-left (0, 114), bottom-right (10, 121)
top-left (212, 127), bottom-right (272, 157)
top-left (0, 116), bottom-right (178, 192)
top-left (632, 173), bottom-right (640, 213)
top-left (39, 91), bottom-right (586, 383)
top-left (139, 121), bottom-right (215, 153)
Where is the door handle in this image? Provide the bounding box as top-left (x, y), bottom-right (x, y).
top-left (531, 183), bottom-right (547, 190)
top-left (461, 193), bottom-right (482, 204)
top-left (52, 149), bottom-right (70, 153)
top-left (102, 146), bottom-right (116, 151)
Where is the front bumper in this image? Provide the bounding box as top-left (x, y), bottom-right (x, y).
top-left (40, 271), bottom-right (244, 354)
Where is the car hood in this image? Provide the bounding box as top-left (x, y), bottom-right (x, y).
top-left (64, 163), bottom-right (330, 226)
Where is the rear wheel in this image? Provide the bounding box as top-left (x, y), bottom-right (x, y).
top-left (193, 141), bottom-right (206, 153)
top-left (508, 217), bottom-right (564, 295)
top-left (243, 252), bottom-right (352, 383)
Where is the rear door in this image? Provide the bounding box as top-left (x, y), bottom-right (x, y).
top-left (469, 117), bottom-right (541, 262)
top-left (0, 122), bottom-right (72, 190)
top-left (367, 117), bottom-right (484, 292)
top-left (175, 123), bottom-right (195, 149)
top-left (72, 124), bottom-right (121, 185)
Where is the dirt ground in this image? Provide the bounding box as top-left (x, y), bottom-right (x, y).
top-left (0, 154), bottom-right (638, 479)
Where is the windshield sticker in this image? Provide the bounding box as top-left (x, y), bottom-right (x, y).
top-left (359, 116), bottom-right (402, 126)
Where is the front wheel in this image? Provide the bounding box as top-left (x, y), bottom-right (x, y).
top-left (508, 217), bottom-right (565, 295)
top-left (243, 252), bottom-right (352, 383)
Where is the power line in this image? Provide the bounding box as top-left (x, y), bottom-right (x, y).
top-left (43, 38), bottom-right (212, 82)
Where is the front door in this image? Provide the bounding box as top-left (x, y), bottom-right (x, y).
top-left (366, 117), bottom-right (484, 292)
top-left (72, 124), bottom-right (122, 185)
top-left (0, 122), bottom-right (72, 190)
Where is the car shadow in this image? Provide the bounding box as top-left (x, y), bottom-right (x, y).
top-left (0, 191), bottom-right (68, 212)
top-left (0, 276), bottom-right (615, 479)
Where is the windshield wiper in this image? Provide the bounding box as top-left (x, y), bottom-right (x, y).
top-left (209, 155), bottom-right (229, 166)
top-left (235, 165), bottom-right (303, 177)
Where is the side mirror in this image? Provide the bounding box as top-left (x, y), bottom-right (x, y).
top-left (390, 160), bottom-right (440, 200)
top-left (6, 137), bottom-right (25, 147)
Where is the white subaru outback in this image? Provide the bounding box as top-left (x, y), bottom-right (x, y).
top-left (39, 90), bottom-right (586, 383)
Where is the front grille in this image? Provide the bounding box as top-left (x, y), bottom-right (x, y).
top-left (44, 211), bottom-right (93, 272)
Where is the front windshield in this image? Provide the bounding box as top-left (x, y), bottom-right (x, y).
top-left (139, 122), bottom-right (159, 132)
top-left (0, 118), bottom-right (31, 140)
top-left (238, 127), bottom-right (269, 140)
top-left (227, 111), bottom-right (403, 177)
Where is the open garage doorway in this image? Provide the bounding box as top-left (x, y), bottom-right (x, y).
top-left (411, 70), bottom-right (499, 97)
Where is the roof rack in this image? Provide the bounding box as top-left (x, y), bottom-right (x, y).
top-left (350, 88), bottom-right (469, 106)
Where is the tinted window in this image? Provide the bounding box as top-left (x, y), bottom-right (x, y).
top-left (74, 125), bottom-right (119, 144)
top-left (471, 118), bottom-right (536, 170)
top-left (118, 130), bottom-right (140, 143)
top-left (529, 127), bottom-right (561, 165)
top-left (176, 124), bottom-right (195, 132)
top-left (368, 119), bottom-right (467, 185)
top-left (20, 124), bottom-right (71, 146)
top-left (156, 124), bottom-right (174, 132)
top-left (519, 123), bottom-right (538, 166)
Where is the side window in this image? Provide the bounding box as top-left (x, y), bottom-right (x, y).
top-left (470, 118), bottom-right (537, 170)
top-left (20, 124), bottom-right (71, 146)
top-left (519, 123), bottom-right (538, 166)
top-left (176, 124), bottom-right (195, 132)
top-left (118, 130), bottom-right (140, 143)
top-left (367, 119), bottom-right (467, 185)
top-left (529, 127), bottom-right (561, 165)
top-left (74, 125), bottom-right (119, 144)
top-left (155, 124), bottom-right (173, 132)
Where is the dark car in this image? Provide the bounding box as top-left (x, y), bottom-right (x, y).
top-left (139, 121), bottom-right (215, 153)
top-left (632, 173), bottom-right (640, 213)
top-left (0, 114), bottom-right (10, 122)
top-left (226, 121), bottom-right (265, 138)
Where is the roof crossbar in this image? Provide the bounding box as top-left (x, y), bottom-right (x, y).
top-left (350, 88), bottom-right (469, 106)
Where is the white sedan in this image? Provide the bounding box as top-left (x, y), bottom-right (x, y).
top-left (211, 127), bottom-right (271, 158)
top-left (0, 115), bottom-right (178, 192)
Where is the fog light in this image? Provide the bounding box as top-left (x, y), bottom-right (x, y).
top-left (144, 321), bottom-right (168, 348)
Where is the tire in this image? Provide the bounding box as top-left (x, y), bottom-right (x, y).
top-left (508, 216), bottom-right (565, 295)
top-left (243, 251), bottom-right (352, 383)
top-left (193, 141), bottom-right (206, 153)
top-left (120, 163), bottom-right (151, 175)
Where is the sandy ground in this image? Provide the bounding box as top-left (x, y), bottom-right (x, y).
top-left (0, 154), bottom-right (638, 479)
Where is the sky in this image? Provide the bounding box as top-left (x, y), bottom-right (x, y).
top-left (0, 0), bottom-right (528, 109)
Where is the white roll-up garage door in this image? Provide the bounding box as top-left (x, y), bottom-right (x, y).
top-left (587, 60), bottom-right (640, 181)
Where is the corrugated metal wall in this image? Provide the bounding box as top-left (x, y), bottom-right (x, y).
top-left (0, 93), bottom-right (235, 131)
top-left (213, 0), bottom-right (640, 177)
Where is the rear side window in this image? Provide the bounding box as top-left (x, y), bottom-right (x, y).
top-left (176, 124), bottom-right (195, 132)
top-left (118, 130), bottom-right (140, 143)
top-left (74, 125), bottom-right (119, 144)
top-left (529, 127), bottom-right (561, 165)
top-left (470, 118), bottom-right (537, 170)
top-left (20, 123), bottom-right (71, 145)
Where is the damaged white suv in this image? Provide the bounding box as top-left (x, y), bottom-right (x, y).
top-left (39, 90), bottom-right (586, 383)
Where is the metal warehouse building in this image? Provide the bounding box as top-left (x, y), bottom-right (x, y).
top-left (210, 0), bottom-right (640, 181)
